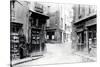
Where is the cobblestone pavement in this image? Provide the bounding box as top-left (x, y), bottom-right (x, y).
top-left (13, 42), bottom-right (94, 67)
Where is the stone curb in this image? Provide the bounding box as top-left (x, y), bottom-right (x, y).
top-left (11, 56), bottom-right (43, 66)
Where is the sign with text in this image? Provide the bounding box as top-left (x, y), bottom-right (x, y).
top-left (34, 2), bottom-right (44, 13)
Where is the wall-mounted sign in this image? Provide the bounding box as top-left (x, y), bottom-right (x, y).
top-left (34, 2), bottom-right (44, 13)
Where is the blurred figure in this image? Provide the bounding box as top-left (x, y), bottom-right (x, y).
top-left (19, 28), bottom-right (26, 59)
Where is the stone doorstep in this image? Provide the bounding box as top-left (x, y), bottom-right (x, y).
top-left (74, 52), bottom-right (97, 61)
top-left (11, 56), bottom-right (43, 66)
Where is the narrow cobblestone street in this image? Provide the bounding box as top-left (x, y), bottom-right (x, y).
top-left (13, 42), bottom-right (93, 67)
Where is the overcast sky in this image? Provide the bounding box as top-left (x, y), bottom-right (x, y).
top-left (39, 2), bottom-right (74, 25)
top-left (27, 1), bottom-right (74, 25)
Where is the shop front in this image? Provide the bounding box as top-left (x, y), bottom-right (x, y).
top-left (86, 24), bottom-right (96, 55)
top-left (74, 21), bottom-right (85, 51)
top-left (10, 22), bottom-right (23, 60)
top-left (74, 14), bottom-right (97, 54)
top-left (76, 28), bottom-right (86, 51)
top-left (28, 10), bottom-right (49, 56)
top-left (46, 29), bottom-right (55, 41)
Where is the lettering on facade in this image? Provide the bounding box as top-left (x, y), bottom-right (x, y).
top-left (34, 2), bottom-right (44, 13)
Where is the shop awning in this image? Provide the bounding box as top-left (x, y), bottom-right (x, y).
top-left (29, 10), bottom-right (49, 19)
top-left (74, 13), bottom-right (97, 24)
top-left (86, 18), bottom-right (97, 27)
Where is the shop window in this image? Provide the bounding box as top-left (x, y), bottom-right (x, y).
top-left (31, 18), bottom-right (36, 27)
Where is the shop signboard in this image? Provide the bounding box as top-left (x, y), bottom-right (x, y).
top-left (34, 2), bottom-right (44, 13)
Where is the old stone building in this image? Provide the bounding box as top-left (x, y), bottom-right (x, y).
top-left (72, 4), bottom-right (97, 57)
top-left (46, 10), bottom-right (62, 43)
top-left (10, 0), bottom-right (29, 60)
top-left (10, 0), bottom-right (49, 61)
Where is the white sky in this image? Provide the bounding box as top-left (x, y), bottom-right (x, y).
top-left (40, 2), bottom-right (59, 13)
top-left (40, 2), bottom-right (74, 13)
top-left (40, 2), bottom-right (74, 24)
top-left (23, 0), bottom-right (74, 25)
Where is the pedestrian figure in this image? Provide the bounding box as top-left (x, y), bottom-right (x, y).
top-left (19, 47), bottom-right (24, 59)
top-left (19, 28), bottom-right (26, 59)
top-left (89, 38), bottom-right (92, 53)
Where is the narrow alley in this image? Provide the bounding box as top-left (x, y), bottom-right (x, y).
top-left (13, 42), bottom-right (93, 67)
top-left (10, 1), bottom-right (97, 67)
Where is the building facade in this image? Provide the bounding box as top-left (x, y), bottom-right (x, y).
top-left (46, 10), bottom-right (62, 43)
top-left (46, 4), bottom-right (73, 43)
top-left (72, 4), bottom-right (97, 57)
top-left (10, 0), bottom-right (29, 61)
top-left (28, 1), bottom-right (49, 56)
top-left (10, 0), bottom-right (49, 61)
top-left (59, 4), bottom-right (73, 43)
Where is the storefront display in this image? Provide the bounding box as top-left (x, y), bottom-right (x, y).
top-left (10, 23), bottom-right (23, 60)
top-left (29, 10), bottom-right (49, 56)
